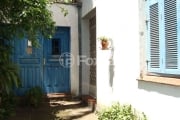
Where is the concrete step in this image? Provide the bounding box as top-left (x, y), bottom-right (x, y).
top-left (45, 93), bottom-right (71, 98)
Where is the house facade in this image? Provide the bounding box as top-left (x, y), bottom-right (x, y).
top-left (13, 0), bottom-right (180, 120)
top-left (81, 0), bottom-right (180, 120)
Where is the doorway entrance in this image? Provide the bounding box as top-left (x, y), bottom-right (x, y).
top-left (14, 27), bottom-right (70, 94)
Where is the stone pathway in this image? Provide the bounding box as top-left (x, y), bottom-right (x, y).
top-left (9, 94), bottom-right (98, 120)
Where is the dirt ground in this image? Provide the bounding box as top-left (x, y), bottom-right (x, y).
top-left (9, 94), bottom-right (98, 120)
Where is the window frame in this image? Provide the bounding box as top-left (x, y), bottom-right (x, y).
top-left (146, 0), bottom-right (180, 75)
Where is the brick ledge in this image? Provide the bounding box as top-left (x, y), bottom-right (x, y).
top-left (82, 95), bottom-right (96, 112)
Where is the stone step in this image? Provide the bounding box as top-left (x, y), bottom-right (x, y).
top-left (44, 93), bottom-right (72, 101)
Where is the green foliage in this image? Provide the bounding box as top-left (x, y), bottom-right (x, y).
top-left (0, 39), bottom-right (21, 94)
top-left (0, 62), bottom-right (20, 93)
top-left (49, 0), bottom-right (77, 4)
top-left (25, 86), bottom-right (43, 108)
top-left (0, 92), bottom-right (17, 120)
top-left (96, 103), bottom-right (147, 120)
top-left (98, 36), bottom-right (111, 42)
top-left (0, 0), bottom-right (55, 46)
top-left (60, 7), bottom-right (69, 16)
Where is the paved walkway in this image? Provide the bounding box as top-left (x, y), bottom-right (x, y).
top-left (9, 94), bottom-right (98, 120)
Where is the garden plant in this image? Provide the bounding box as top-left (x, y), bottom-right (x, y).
top-left (96, 102), bottom-right (147, 120)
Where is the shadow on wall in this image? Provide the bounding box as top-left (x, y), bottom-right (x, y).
top-left (109, 42), bottom-right (115, 88)
top-left (138, 80), bottom-right (180, 97)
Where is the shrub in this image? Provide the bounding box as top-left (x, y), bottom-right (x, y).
top-left (24, 86), bottom-right (43, 108)
top-left (96, 103), bottom-right (147, 120)
top-left (0, 39), bottom-right (21, 94)
top-left (0, 91), bottom-right (17, 120)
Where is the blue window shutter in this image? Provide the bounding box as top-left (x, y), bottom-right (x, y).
top-left (163, 0), bottom-right (180, 74)
top-left (177, 0), bottom-right (180, 73)
top-left (147, 0), bottom-right (180, 74)
top-left (147, 0), bottom-right (161, 72)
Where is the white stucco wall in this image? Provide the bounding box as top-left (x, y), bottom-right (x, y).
top-left (81, 0), bottom-right (96, 18)
top-left (81, 0), bottom-right (96, 95)
top-left (80, 0), bottom-right (180, 120)
top-left (81, 19), bottom-right (90, 95)
top-left (50, 4), bottom-right (79, 95)
top-left (96, 0), bottom-right (140, 106)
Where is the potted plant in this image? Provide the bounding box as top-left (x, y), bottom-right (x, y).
top-left (98, 36), bottom-right (110, 50)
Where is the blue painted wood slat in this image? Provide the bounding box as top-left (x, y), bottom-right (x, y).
top-left (14, 27), bottom-right (70, 95)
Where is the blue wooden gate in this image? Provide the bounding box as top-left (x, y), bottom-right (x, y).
top-left (14, 27), bottom-right (70, 95)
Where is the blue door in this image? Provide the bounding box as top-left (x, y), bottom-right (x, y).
top-left (14, 36), bottom-right (43, 95)
top-left (43, 27), bottom-right (70, 93)
top-left (14, 27), bottom-right (70, 95)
